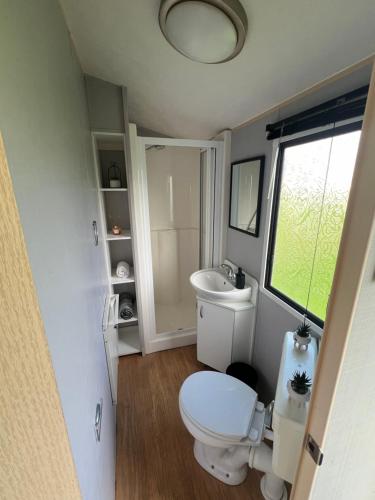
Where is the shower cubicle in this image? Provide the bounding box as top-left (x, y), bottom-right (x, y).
top-left (128, 127), bottom-right (226, 354)
top-left (146, 146), bottom-right (200, 334)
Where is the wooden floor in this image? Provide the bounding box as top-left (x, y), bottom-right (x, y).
top-left (116, 345), bottom-right (265, 500)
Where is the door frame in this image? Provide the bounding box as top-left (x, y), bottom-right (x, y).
top-left (292, 62), bottom-right (375, 498)
top-left (128, 126), bottom-right (226, 354)
top-left (0, 133), bottom-right (81, 498)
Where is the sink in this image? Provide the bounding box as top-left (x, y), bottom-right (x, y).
top-left (190, 269), bottom-right (251, 303)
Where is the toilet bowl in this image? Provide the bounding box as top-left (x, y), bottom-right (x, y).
top-left (179, 371), bottom-right (264, 447)
top-left (179, 371), bottom-right (287, 499)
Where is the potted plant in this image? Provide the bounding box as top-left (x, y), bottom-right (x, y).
top-left (293, 322), bottom-right (312, 351)
top-left (287, 370), bottom-right (312, 405)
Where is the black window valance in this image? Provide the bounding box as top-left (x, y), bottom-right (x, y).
top-left (266, 85), bottom-right (368, 140)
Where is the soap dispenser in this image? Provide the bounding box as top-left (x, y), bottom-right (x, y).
top-left (235, 267), bottom-right (245, 289)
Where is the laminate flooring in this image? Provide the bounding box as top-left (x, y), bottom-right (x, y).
top-left (116, 345), bottom-right (266, 500)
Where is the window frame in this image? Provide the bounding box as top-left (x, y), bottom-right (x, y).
top-left (265, 120), bottom-right (362, 327)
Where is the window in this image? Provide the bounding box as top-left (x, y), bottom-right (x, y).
top-left (265, 122), bottom-right (361, 326)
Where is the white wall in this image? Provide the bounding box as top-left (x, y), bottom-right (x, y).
top-left (227, 65), bottom-right (372, 402)
top-left (0, 2), bottom-right (115, 499)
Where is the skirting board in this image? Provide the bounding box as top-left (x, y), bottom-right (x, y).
top-left (146, 330), bottom-right (197, 354)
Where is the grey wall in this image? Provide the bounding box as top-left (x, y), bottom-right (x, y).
top-left (0, 2), bottom-right (115, 499)
top-left (85, 75), bottom-right (169, 138)
top-left (229, 113), bottom-right (277, 279)
top-left (137, 126), bottom-right (170, 137)
top-left (227, 65), bottom-right (372, 402)
top-left (85, 75), bottom-right (125, 131)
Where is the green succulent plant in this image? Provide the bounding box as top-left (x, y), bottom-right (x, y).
top-left (290, 370), bottom-right (312, 395)
top-left (295, 322), bottom-right (311, 338)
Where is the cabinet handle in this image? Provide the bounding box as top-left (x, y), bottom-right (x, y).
top-left (94, 399), bottom-right (103, 442)
top-left (200, 305), bottom-right (204, 319)
top-left (92, 220), bottom-right (99, 246)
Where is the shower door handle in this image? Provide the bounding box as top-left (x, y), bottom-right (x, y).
top-left (200, 305), bottom-right (204, 319)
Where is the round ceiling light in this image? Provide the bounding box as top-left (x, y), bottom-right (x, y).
top-left (159, 0), bottom-right (248, 64)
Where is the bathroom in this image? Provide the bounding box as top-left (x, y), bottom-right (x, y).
top-left (1, 2), bottom-right (375, 500)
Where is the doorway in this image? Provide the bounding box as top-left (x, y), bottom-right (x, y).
top-left (129, 130), bottom-right (224, 353)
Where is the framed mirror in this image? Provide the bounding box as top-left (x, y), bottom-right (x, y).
top-left (229, 155), bottom-right (265, 237)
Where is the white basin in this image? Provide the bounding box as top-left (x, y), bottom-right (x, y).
top-left (190, 269), bottom-right (251, 303)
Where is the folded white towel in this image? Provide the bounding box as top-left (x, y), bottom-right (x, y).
top-left (116, 260), bottom-right (130, 278)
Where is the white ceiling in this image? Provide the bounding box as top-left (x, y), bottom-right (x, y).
top-left (60, 0), bottom-right (375, 139)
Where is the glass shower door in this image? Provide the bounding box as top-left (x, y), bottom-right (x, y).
top-left (146, 146), bottom-right (201, 334)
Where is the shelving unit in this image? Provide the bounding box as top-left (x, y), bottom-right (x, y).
top-left (118, 312), bottom-right (138, 325)
top-left (110, 268), bottom-right (135, 284)
top-left (93, 131), bottom-right (141, 356)
top-left (106, 230), bottom-right (132, 241)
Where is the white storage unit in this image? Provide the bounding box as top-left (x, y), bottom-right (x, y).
top-left (272, 332), bottom-right (318, 483)
top-left (92, 131), bottom-right (142, 357)
top-left (197, 297), bottom-right (255, 372)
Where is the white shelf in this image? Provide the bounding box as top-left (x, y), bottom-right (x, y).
top-left (118, 325), bottom-right (141, 356)
top-left (106, 230), bottom-right (131, 241)
top-left (100, 188), bottom-right (128, 192)
top-left (110, 269), bottom-right (135, 284)
top-left (117, 312), bottom-right (138, 325)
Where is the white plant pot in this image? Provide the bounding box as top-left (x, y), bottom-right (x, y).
top-left (287, 380), bottom-right (311, 406)
top-left (293, 332), bottom-right (311, 351)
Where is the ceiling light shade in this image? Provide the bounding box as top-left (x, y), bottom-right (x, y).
top-left (159, 0), bottom-right (248, 64)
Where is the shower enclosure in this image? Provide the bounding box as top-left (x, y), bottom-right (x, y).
top-left (146, 146), bottom-right (200, 334)
top-left (129, 129), bottom-right (225, 353)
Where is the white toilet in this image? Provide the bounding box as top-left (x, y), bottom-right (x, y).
top-left (179, 332), bottom-right (318, 500)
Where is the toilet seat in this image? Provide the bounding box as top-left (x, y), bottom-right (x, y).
top-left (180, 402), bottom-right (252, 446)
top-left (179, 371), bottom-right (258, 441)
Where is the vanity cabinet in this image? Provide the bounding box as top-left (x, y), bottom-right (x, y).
top-left (197, 298), bottom-right (255, 372)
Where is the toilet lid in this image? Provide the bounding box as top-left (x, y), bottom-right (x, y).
top-left (180, 371), bottom-right (257, 440)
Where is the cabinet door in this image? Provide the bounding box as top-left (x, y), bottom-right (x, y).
top-left (197, 301), bottom-right (234, 372)
top-left (103, 325), bottom-right (119, 405)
